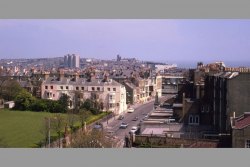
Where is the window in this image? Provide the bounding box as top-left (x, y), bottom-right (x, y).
top-left (195, 116), bottom-right (199, 123)
top-left (245, 140), bottom-right (250, 148)
top-left (53, 94), bottom-right (55, 97)
top-left (45, 86), bottom-right (48, 89)
top-left (97, 87), bottom-right (100, 91)
top-left (109, 95), bottom-right (113, 100)
top-left (50, 86), bottom-right (53, 89)
top-left (60, 86), bottom-right (63, 90)
top-left (81, 87), bottom-right (84, 90)
top-left (76, 87), bottom-right (79, 90)
top-left (113, 88), bottom-right (116, 91)
top-left (92, 87), bottom-right (95, 91)
top-left (66, 86), bottom-right (69, 90)
top-left (109, 103), bottom-right (115, 108)
top-left (189, 116), bottom-right (193, 124)
top-left (201, 106), bottom-right (204, 113)
top-left (189, 115), bottom-right (199, 125)
top-left (107, 88), bottom-right (110, 91)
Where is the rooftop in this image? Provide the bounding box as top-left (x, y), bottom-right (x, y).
top-left (232, 112), bottom-right (250, 129)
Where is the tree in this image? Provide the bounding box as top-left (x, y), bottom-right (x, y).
top-left (14, 89), bottom-right (36, 110)
top-left (40, 117), bottom-right (51, 147)
top-left (51, 114), bottom-right (66, 147)
top-left (81, 98), bottom-right (102, 115)
top-left (30, 99), bottom-right (48, 112)
top-left (70, 130), bottom-right (114, 148)
top-left (0, 78), bottom-right (22, 101)
top-left (81, 99), bottom-right (92, 110)
top-left (73, 91), bottom-right (81, 113)
top-left (58, 94), bottom-right (70, 113)
top-left (67, 110), bottom-right (77, 133)
top-left (78, 109), bottom-right (91, 131)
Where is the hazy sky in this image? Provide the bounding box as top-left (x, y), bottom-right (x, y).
top-left (0, 19), bottom-right (250, 66)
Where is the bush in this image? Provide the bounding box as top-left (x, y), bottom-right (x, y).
top-left (29, 100), bottom-right (48, 112)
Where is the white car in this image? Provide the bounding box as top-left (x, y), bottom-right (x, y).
top-left (127, 108), bottom-right (135, 113)
top-left (119, 122), bottom-right (128, 129)
top-left (129, 126), bottom-right (138, 134)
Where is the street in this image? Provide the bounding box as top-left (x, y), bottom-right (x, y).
top-left (103, 95), bottom-right (175, 145)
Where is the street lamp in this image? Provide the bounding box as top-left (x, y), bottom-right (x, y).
top-left (48, 117), bottom-right (50, 148)
top-left (106, 110), bottom-right (109, 125)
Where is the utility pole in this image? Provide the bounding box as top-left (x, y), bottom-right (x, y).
top-left (48, 117), bottom-right (50, 148)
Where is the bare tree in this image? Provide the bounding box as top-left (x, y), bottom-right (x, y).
top-left (40, 117), bottom-right (50, 147)
top-left (69, 130), bottom-right (116, 148)
top-left (51, 114), bottom-right (66, 148)
top-left (78, 109), bottom-right (90, 131)
top-left (67, 110), bottom-right (77, 133)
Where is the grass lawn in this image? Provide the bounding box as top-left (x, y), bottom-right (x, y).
top-left (0, 109), bottom-right (57, 148)
top-left (0, 109), bottom-right (109, 148)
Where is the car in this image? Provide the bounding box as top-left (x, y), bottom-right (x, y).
top-left (127, 108), bottom-right (135, 113)
top-left (144, 114), bottom-right (149, 119)
top-left (129, 126), bottom-right (138, 134)
top-left (132, 116), bottom-right (139, 121)
top-left (118, 115), bottom-right (124, 120)
top-left (93, 122), bottom-right (103, 130)
top-left (119, 122), bottom-right (128, 129)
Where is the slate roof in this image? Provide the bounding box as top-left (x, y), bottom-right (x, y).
top-left (232, 112), bottom-right (250, 129)
top-left (43, 77), bottom-right (122, 87)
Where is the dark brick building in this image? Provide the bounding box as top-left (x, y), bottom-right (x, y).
top-left (203, 72), bottom-right (250, 134)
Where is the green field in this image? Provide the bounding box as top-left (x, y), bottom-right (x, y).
top-left (0, 109), bottom-right (55, 147)
top-left (0, 109), bottom-right (108, 148)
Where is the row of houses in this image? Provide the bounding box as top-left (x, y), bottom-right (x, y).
top-left (40, 72), bottom-right (163, 115)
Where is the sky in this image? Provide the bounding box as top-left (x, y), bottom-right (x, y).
top-left (0, 19), bottom-right (250, 67)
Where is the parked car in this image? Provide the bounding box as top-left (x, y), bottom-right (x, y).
top-left (129, 126), bottom-right (138, 134)
top-left (143, 114), bottom-right (149, 120)
top-left (118, 115), bottom-right (124, 120)
top-left (119, 122), bottom-right (128, 129)
top-left (132, 116), bottom-right (139, 121)
top-left (127, 108), bottom-right (135, 113)
top-left (93, 122), bottom-right (103, 130)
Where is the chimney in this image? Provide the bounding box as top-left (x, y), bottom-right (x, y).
top-left (43, 72), bottom-right (50, 80)
top-left (182, 93), bottom-right (186, 118)
top-left (74, 72), bottom-right (79, 81)
top-left (104, 74), bottom-right (109, 82)
top-left (90, 73), bottom-right (95, 82)
top-left (196, 85), bottom-right (200, 99)
top-left (59, 69), bottom-right (64, 81)
top-left (233, 112), bottom-right (235, 118)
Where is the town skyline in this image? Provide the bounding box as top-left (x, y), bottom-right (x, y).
top-left (1, 19), bottom-right (250, 67)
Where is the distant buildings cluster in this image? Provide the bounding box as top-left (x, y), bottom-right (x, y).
top-left (64, 54), bottom-right (80, 68)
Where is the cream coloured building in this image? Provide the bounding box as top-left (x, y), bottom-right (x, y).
top-left (41, 77), bottom-right (127, 115)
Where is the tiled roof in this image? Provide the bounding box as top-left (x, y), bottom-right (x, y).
top-left (233, 113), bottom-right (250, 129)
top-left (43, 77), bottom-right (122, 86)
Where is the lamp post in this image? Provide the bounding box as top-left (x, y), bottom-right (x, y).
top-left (106, 110), bottom-right (108, 125)
top-left (48, 117), bottom-right (50, 148)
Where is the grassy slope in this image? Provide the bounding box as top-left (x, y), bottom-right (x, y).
top-left (0, 109), bottom-right (54, 147)
top-left (0, 109), bottom-right (108, 148)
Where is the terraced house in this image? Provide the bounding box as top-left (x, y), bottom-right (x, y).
top-left (41, 74), bottom-right (127, 115)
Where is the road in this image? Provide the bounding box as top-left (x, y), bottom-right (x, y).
top-left (104, 94), bottom-right (175, 143)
